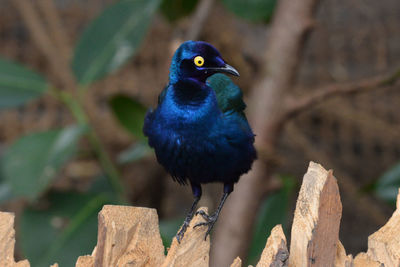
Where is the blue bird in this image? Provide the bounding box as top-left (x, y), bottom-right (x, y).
top-left (143, 41), bottom-right (256, 242)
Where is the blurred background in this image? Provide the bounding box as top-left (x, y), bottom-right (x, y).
top-left (0, 0), bottom-right (399, 266)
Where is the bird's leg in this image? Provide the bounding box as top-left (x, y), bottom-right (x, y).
top-left (176, 183), bottom-right (202, 243)
top-left (194, 183), bottom-right (233, 240)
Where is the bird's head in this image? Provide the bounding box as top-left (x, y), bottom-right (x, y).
top-left (169, 41), bottom-right (239, 84)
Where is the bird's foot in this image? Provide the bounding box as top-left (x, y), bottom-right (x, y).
top-left (176, 220), bottom-right (190, 243)
top-left (195, 210), bottom-right (211, 220)
top-left (194, 210), bottom-right (218, 240)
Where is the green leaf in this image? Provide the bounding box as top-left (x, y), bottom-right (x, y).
top-left (222, 0), bottom-right (277, 22)
top-left (118, 141), bottom-right (151, 164)
top-left (109, 94), bottom-right (147, 139)
top-left (19, 191), bottom-right (110, 267)
top-left (72, 0), bottom-right (161, 85)
top-left (375, 162), bottom-right (400, 205)
top-left (160, 0), bottom-right (199, 21)
top-left (159, 217), bottom-right (183, 253)
top-left (247, 176), bottom-right (296, 265)
top-left (1, 125), bottom-right (87, 200)
top-left (89, 174), bottom-right (127, 205)
top-left (0, 57), bottom-right (48, 109)
top-left (0, 162), bottom-right (14, 203)
top-left (0, 183), bottom-right (15, 203)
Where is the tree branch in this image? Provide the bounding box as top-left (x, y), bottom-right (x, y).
top-left (185, 0), bottom-right (215, 40)
top-left (211, 0), bottom-right (320, 265)
top-left (37, 0), bottom-right (72, 59)
top-left (12, 0), bottom-right (126, 200)
top-left (12, 0), bottom-right (76, 90)
top-left (283, 68), bottom-right (400, 120)
top-left (170, 0), bottom-right (215, 54)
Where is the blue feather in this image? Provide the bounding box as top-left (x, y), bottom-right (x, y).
top-left (142, 41), bottom-right (256, 241)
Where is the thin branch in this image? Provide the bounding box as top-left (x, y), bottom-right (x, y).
top-left (12, 0), bottom-right (76, 91)
top-left (283, 68), bottom-right (400, 120)
top-left (13, 0), bottom-right (125, 200)
top-left (169, 0), bottom-right (215, 54)
top-left (285, 122), bottom-right (389, 226)
top-left (37, 0), bottom-right (72, 59)
top-left (186, 0), bottom-right (215, 40)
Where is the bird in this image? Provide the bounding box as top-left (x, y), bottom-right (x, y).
top-left (143, 41), bottom-right (256, 242)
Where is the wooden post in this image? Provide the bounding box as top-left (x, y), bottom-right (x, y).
top-left (256, 224), bottom-right (288, 267)
top-left (76, 205), bottom-right (166, 267)
top-left (75, 255), bottom-right (94, 267)
top-left (366, 188), bottom-right (400, 266)
top-left (162, 207), bottom-right (210, 267)
top-left (288, 162), bottom-right (342, 267)
top-left (76, 206), bottom-right (210, 267)
top-left (353, 253), bottom-right (383, 267)
top-left (0, 212), bottom-right (30, 267)
top-left (1, 163), bottom-right (400, 266)
top-left (230, 257), bottom-right (242, 267)
top-left (335, 241), bottom-right (353, 267)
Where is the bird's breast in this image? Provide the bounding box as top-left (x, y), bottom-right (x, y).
top-left (159, 87), bottom-right (220, 130)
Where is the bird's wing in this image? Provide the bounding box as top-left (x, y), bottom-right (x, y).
top-left (207, 73), bottom-right (246, 117)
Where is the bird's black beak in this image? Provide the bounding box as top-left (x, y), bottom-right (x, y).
top-left (205, 64), bottom-right (240, 77)
top-left (221, 64), bottom-right (240, 76)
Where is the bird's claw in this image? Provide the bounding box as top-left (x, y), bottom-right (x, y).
top-left (176, 221), bottom-right (190, 243)
top-left (195, 210), bottom-right (211, 220)
top-left (193, 214), bottom-right (217, 241)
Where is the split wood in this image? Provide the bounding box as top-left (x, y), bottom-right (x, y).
top-left (1, 162), bottom-right (399, 266)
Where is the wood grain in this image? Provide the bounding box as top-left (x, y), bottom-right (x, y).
top-left (366, 188), bottom-right (400, 266)
top-left (0, 212), bottom-right (30, 267)
top-left (289, 162), bottom-right (342, 267)
top-left (93, 205), bottom-right (165, 267)
top-left (256, 224), bottom-right (288, 267)
top-left (162, 207), bottom-right (210, 267)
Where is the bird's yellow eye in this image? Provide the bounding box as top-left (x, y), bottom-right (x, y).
top-left (194, 56), bottom-right (204, 67)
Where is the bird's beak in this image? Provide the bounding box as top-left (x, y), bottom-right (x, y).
top-left (221, 64), bottom-right (240, 76)
top-left (205, 64), bottom-right (240, 77)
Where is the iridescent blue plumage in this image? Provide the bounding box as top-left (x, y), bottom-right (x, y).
top-left (143, 41), bottom-right (256, 242)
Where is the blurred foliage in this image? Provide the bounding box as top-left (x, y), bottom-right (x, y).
top-left (0, 0), bottom-right (281, 265)
top-left (159, 217), bottom-right (185, 253)
top-left (160, 0), bottom-right (199, 21)
top-left (118, 141), bottom-right (152, 164)
top-left (1, 125), bottom-right (87, 201)
top-left (247, 176), bottom-right (296, 265)
top-left (0, 160), bottom-right (14, 202)
top-left (0, 58), bottom-right (48, 109)
top-left (160, 0), bottom-right (198, 22)
top-left (109, 94), bottom-right (147, 140)
top-left (20, 192), bottom-right (109, 267)
top-left (0, 0), bottom-right (161, 265)
top-left (375, 162), bottom-right (400, 206)
top-left (222, 0), bottom-right (277, 22)
top-left (72, 0), bottom-right (160, 85)
top-left (19, 175), bottom-right (120, 267)
top-left (109, 94), bottom-right (152, 164)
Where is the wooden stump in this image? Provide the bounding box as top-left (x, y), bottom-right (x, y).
top-left (288, 162), bottom-right (342, 267)
top-left (1, 162), bottom-right (400, 267)
top-left (76, 206), bottom-right (210, 267)
top-left (162, 207), bottom-right (210, 267)
top-left (366, 188), bottom-right (400, 266)
top-left (353, 253), bottom-right (383, 267)
top-left (0, 212), bottom-right (30, 267)
top-left (76, 205), bottom-right (165, 267)
top-left (335, 241), bottom-right (353, 267)
top-left (230, 257), bottom-right (242, 267)
top-left (256, 224), bottom-right (288, 267)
